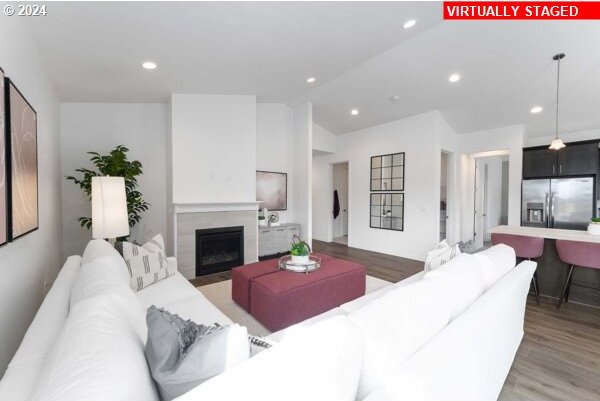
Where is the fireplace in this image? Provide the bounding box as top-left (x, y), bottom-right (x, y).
top-left (195, 226), bottom-right (244, 276)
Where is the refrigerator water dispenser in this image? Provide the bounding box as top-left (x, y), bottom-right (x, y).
top-left (527, 203), bottom-right (544, 223)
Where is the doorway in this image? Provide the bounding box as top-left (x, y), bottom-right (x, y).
top-left (332, 162), bottom-right (349, 245)
top-left (439, 151), bottom-right (450, 242)
top-left (473, 152), bottom-right (510, 250)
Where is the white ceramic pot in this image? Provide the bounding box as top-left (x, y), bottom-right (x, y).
top-left (291, 255), bottom-right (309, 264)
top-left (588, 223), bottom-right (600, 236)
top-left (258, 220), bottom-right (267, 227)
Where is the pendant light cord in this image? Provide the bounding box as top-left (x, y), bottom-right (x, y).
top-left (555, 56), bottom-right (561, 141)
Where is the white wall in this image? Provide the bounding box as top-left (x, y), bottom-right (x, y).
top-left (292, 103), bottom-right (313, 245)
top-left (60, 103), bottom-right (167, 257)
top-left (0, 17), bottom-right (62, 373)
top-left (525, 128), bottom-right (600, 147)
top-left (170, 94), bottom-right (256, 204)
top-left (313, 111), bottom-right (440, 261)
top-left (313, 123), bottom-right (336, 154)
top-left (256, 103), bottom-right (294, 223)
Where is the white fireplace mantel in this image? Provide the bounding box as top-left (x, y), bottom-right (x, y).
top-left (173, 201), bottom-right (262, 214)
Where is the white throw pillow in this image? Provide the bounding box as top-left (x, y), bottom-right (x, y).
top-left (348, 278), bottom-right (452, 400)
top-left (175, 316), bottom-right (364, 401)
top-left (70, 256), bottom-right (147, 341)
top-left (30, 296), bottom-right (159, 401)
top-left (424, 241), bottom-right (461, 272)
top-left (424, 253), bottom-right (485, 320)
top-left (122, 234), bottom-right (175, 291)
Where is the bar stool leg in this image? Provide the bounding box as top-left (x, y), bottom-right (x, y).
top-left (557, 264), bottom-right (575, 309)
top-left (565, 272), bottom-right (574, 303)
top-left (527, 257), bottom-right (541, 305)
top-left (532, 271), bottom-right (540, 305)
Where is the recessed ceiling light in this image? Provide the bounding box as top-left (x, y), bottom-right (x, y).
top-left (390, 95), bottom-right (401, 102)
top-left (142, 61), bottom-right (157, 70)
top-left (448, 73), bottom-right (461, 83)
top-left (403, 19), bottom-right (417, 29)
top-left (350, 109), bottom-right (359, 116)
top-left (530, 106), bottom-right (543, 114)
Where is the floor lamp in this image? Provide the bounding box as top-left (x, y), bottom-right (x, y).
top-left (92, 176), bottom-right (130, 245)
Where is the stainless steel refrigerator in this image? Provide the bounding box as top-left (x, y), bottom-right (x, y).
top-left (522, 177), bottom-right (594, 230)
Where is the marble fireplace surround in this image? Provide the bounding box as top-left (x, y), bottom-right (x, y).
top-left (174, 202), bottom-right (260, 279)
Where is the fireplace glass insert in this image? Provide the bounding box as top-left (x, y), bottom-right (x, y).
top-left (195, 226), bottom-right (244, 276)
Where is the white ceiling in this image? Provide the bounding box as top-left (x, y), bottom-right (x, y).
top-left (26, 2), bottom-right (600, 137)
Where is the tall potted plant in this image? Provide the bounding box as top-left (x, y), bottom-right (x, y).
top-left (66, 145), bottom-right (150, 239)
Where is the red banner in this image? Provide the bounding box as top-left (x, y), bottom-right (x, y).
top-left (443, 2), bottom-right (600, 19)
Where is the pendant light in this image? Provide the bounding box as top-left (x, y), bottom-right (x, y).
top-left (549, 53), bottom-right (566, 150)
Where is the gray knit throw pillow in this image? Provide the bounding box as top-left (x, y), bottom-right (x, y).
top-left (145, 306), bottom-right (246, 401)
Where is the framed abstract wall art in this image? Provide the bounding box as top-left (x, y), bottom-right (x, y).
top-left (6, 78), bottom-right (38, 240)
top-left (0, 68), bottom-right (6, 246)
top-left (256, 171), bottom-right (287, 210)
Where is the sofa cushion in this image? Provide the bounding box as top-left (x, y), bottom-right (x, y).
top-left (423, 253), bottom-right (485, 320)
top-left (340, 271), bottom-right (425, 314)
top-left (160, 294), bottom-right (234, 327)
top-left (70, 255), bottom-right (147, 341)
top-left (175, 316), bottom-right (364, 401)
top-left (145, 306), bottom-right (249, 401)
top-left (136, 272), bottom-right (233, 327)
top-left (136, 271), bottom-right (201, 309)
top-left (348, 278), bottom-right (452, 400)
top-left (81, 239), bottom-right (124, 265)
top-left (0, 256), bottom-right (81, 401)
top-left (363, 261), bottom-right (536, 401)
top-left (473, 244), bottom-right (516, 290)
top-left (30, 295), bottom-right (159, 401)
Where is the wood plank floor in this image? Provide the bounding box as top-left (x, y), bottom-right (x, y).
top-left (190, 240), bottom-right (600, 401)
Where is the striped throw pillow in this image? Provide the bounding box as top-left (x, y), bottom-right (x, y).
top-left (123, 234), bottom-right (175, 291)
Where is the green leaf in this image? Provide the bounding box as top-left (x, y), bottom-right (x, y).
top-left (67, 145), bottom-right (151, 234)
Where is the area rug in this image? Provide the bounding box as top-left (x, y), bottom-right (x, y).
top-left (197, 275), bottom-right (391, 336)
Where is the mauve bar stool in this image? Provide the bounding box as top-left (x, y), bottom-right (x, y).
top-left (555, 240), bottom-right (600, 309)
top-left (491, 233), bottom-right (542, 305)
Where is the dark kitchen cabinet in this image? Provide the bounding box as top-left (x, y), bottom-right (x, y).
top-left (523, 148), bottom-right (556, 178)
top-left (557, 142), bottom-right (598, 176)
top-left (523, 141), bottom-right (599, 179)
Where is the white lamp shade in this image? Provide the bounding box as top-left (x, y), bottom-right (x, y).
top-left (549, 138), bottom-right (566, 150)
top-left (91, 176), bottom-right (130, 239)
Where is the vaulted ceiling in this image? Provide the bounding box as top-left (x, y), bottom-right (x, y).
top-left (26, 2), bottom-right (600, 137)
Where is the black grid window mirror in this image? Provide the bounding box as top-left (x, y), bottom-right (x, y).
top-left (370, 152), bottom-right (405, 191)
top-left (370, 193), bottom-right (404, 231)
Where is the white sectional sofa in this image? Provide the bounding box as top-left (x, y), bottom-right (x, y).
top-left (0, 239), bottom-right (536, 401)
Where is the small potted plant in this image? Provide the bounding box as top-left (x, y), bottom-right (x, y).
top-left (290, 235), bottom-right (311, 264)
top-left (258, 215), bottom-right (267, 227)
top-left (588, 218), bottom-right (600, 236)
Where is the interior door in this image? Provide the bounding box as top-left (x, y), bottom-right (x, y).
top-left (473, 159), bottom-right (485, 250)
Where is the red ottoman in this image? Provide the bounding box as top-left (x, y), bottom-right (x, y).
top-left (250, 259), bottom-right (366, 332)
top-left (231, 253), bottom-right (335, 312)
top-left (232, 259), bottom-right (279, 312)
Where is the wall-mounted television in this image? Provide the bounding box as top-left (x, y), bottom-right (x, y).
top-left (256, 171), bottom-right (287, 211)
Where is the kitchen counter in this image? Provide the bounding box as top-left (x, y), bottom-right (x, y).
top-left (490, 225), bottom-right (600, 243)
top-left (489, 225), bottom-right (600, 307)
